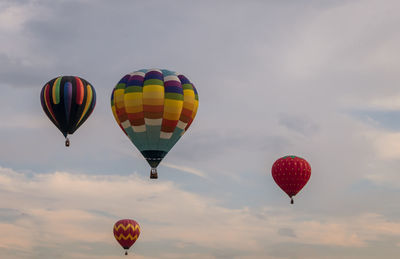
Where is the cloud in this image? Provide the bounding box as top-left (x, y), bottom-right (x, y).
top-left (278, 227), bottom-right (296, 238)
top-left (368, 96), bottom-right (400, 111)
top-left (0, 167), bottom-right (400, 258)
top-left (162, 162), bottom-right (208, 179)
top-left (278, 113), bottom-right (319, 137)
top-left (372, 132), bottom-right (400, 160)
top-left (0, 1), bottom-right (32, 31)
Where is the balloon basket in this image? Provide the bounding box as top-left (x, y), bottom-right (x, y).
top-left (65, 138), bottom-right (70, 147)
top-left (290, 197), bottom-right (294, 204)
top-left (150, 168), bottom-right (158, 179)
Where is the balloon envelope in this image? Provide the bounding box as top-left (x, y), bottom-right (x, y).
top-left (40, 76), bottom-right (96, 144)
top-left (271, 155), bottom-right (311, 203)
top-left (111, 69), bottom-right (199, 178)
top-left (113, 219), bottom-right (140, 252)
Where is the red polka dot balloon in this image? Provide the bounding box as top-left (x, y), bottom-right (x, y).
top-left (271, 155), bottom-right (311, 204)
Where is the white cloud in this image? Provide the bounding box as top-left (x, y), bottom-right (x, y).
top-left (368, 96), bottom-right (400, 110)
top-left (0, 3), bottom-right (30, 31)
top-left (0, 167), bottom-right (399, 258)
top-left (162, 162), bottom-right (208, 179)
top-left (340, 95), bottom-right (400, 111)
top-left (0, 223), bottom-right (34, 250)
top-left (372, 132), bottom-right (400, 160)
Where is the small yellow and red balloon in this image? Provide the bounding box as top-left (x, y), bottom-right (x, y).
top-left (113, 219), bottom-right (141, 255)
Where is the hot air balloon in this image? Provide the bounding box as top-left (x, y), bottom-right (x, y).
top-left (111, 69), bottom-right (199, 179)
top-left (271, 155), bottom-right (311, 204)
top-left (40, 76), bottom-right (96, 146)
top-left (113, 219), bottom-right (141, 255)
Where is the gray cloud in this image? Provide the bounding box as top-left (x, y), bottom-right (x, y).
top-left (278, 113), bottom-right (319, 137)
top-left (278, 228), bottom-right (297, 238)
top-left (0, 208), bottom-right (27, 223)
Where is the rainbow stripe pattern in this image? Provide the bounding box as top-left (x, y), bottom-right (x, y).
top-left (111, 69), bottom-right (199, 168)
top-left (113, 219), bottom-right (141, 250)
top-left (40, 76), bottom-right (96, 138)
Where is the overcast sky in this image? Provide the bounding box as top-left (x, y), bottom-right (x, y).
top-left (0, 0), bottom-right (400, 258)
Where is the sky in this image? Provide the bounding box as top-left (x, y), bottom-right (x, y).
top-left (0, 0), bottom-right (400, 258)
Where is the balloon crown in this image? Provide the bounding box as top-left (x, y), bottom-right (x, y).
top-left (282, 155), bottom-right (304, 160)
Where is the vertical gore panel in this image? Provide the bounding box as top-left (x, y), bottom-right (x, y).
top-left (52, 77), bottom-right (62, 104)
top-left (44, 84), bottom-right (58, 125)
top-left (64, 81), bottom-right (73, 124)
top-left (158, 73), bottom-right (184, 151)
top-left (77, 84), bottom-right (93, 125)
top-left (124, 72), bottom-right (147, 150)
top-left (143, 70), bottom-right (164, 150)
top-left (75, 77), bottom-right (84, 105)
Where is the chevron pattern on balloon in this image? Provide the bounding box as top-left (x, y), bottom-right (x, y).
top-left (114, 233), bottom-right (139, 241)
top-left (114, 223), bottom-right (141, 232)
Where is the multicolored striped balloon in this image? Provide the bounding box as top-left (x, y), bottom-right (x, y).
top-left (40, 76), bottom-right (96, 146)
top-left (111, 69), bottom-right (199, 179)
top-left (113, 219), bottom-right (141, 255)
